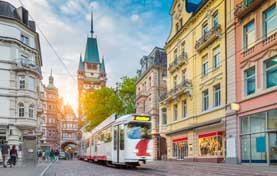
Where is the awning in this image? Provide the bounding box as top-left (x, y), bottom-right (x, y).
top-left (198, 132), bottom-right (223, 138)
top-left (172, 137), bottom-right (188, 142)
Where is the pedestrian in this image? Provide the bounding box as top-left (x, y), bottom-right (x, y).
top-left (50, 149), bottom-right (55, 161)
top-left (54, 149), bottom-right (59, 161)
top-left (9, 145), bottom-right (17, 167)
top-left (37, 148), bottom-right (42, 162)
top-left (45, 148), bottom-right (50, 161)
top-left (1, 141), bottom-right (10, 168)
top-left (42, 150), bottom-right (46, 160)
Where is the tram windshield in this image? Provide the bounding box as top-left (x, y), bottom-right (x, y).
top-left (127, 122), bottom-right (152, 139)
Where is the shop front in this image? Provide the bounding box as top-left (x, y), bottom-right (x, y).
top-left (240, 109), bottom-right (277, 164)
top-left (172, 137), bottom-right (188, 160)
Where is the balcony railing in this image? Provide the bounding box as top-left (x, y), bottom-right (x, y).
top-left (16, 58), bottom-right (41, 76)
top-left (160, 79), bottom-right (192, 102)
top-left (234, 0), bottom-right (265, 19)
top-left (136, 91), bottom-right (149, 99)
top-left (168, 52), bottom-right (188, 73)
top-left (195, 25), bottom-right (221, 52)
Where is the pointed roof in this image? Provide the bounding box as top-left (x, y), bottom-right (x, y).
top-left (84, 37), bottom-right (100, 64)
top-left (84, 9), bottom-right (100, 64)
top-left (47, 69), bottom-right (56, 89)
top-left (100, 57), bottom-right (106, 73)
top-left (78, 54), bottom-right (84, 71)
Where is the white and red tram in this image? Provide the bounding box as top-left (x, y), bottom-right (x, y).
top-left (79, 114), bottom-right (153, 166)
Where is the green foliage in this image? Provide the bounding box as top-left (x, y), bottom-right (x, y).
top-left (81, 87), bottom-right (123, 131)
top-left (80, 76), bottom-right (137, 131)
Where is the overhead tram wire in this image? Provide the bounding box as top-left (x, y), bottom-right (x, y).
top-left (17, 0), bottom-right (76, 84)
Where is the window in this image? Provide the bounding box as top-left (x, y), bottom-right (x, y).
top-left (263, 5), bottom-right (277, 38)
top-left (161, 108), bottom-right (167, 125)
top-left (149, 77), bottom-right (151, 87)
top-left (202, 23), bottom-right (208, 36)
top-left (179, 18), bottom-right (183, 27)
top-left (181, 42), bottom-right (186, 57)
top-left (213, 12), bottom-right (219, 27)
top-left (174, 49), bottom-right (178, 63)
top-left (245, 67), bottom-right (256, 95)
top-left (127, 122), bottom-right (151, 139)
top-left (176, 23), bottom-right (179, 32)
top-left (243, 20), bottom-right (255, 49)
top-left (28, 77), bottom-right (35, 91)
top-left (182, 70), bottom-right (186, 82)
top-left (213, 46), bottom-right (220, 69)
top-left (202, 58), bottom-right (208, 76)
top-left (29, 104), bottom-right (34, 118)
top-left (119, 124), bottom-right (124, 150)
top-left (18, 103), bottom-right (24, 117)
top-left (19, 76), bottom-right (25, 89)
top-left (21, 34), bottom-right (29, 45)
top-left (268, 109), bottom-right (277, 129)
top-left (182, 100), bottom-right (187, 118)
top-left (199, 135), bottom-right (223, 156)
top-left (214, 84), bottom-right (221, 107)
top-left (173, 104), bottom-right (178, 121)
top-left (264, 58), bottom-right (277, 88)
top-left (202, 89), bottom-right (209, 111)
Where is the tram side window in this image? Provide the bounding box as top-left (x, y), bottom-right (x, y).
top-left (114, 127), bottom-right (117, 150)
top-left (120, 124), bottom-right (124, 150)
top-left (91, 137), bottom-right (94, 146)
top-left (104, 127), bottom-right (112, 143)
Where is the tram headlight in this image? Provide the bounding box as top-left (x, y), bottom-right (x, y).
top-left (146, 149), bottom-right (151, 154)
top-left (134, 149), bottom-right (139, 153)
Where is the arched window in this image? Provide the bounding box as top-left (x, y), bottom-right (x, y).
top-left (29, 104), bottom-right (34, 118)
top-left (18, 103), bottom-right (24, 117)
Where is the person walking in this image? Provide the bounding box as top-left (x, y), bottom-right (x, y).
top-left (1, 141), bottom-right (10, 168)
top-left (45, 149), bottom-right (50, 161)
top-left (37, 149), bottom-right (42, 162)
top-left (54, 149), bottom-right (59, 161)
top-left (50, 149), bottom-right (55, 161)
top-left (9, 145), bottom-right (17, 167)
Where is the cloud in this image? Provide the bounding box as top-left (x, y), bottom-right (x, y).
top-left (8, 0), bottom-right (171, 112)
top-left (130, 14), bottom-right (140, 22)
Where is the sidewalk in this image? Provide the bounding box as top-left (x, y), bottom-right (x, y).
top-left (0, 161), bottom-right (51, 176)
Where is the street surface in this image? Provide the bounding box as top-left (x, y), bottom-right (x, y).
top-left (43, 160), bottom-right (277, 176)
top-left (1, 160), bottom-right (277, 176)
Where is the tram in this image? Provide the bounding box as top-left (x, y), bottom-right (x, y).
top-left (79, 114), bottom-right (153, 167)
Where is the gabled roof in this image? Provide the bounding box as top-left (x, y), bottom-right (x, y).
top-left (84, 37), bottom-right (100, 64)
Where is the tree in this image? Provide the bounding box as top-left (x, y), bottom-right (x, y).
top-left (116, 76), bottom-right (137, 114)
top-left (81, 87), bottom-right (123, 131)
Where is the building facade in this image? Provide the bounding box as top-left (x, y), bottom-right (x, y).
top-left (234, 0), bottom-right (277, 164)
top-left (77, 12), bottom-right (107, 118)
top-left (160, 0), bottom-right (226, 162)
top-left (42, 72), bottom-right (63, 150)
top-left (136, 47), bottom-right (167, 160)
top-left (60, 105), bottom-right (79, 157)
top-left (0, 1), bottom-right (43, 162)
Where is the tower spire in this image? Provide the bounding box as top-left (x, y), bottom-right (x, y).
top-left (90, 9), bottom-right (94, 37)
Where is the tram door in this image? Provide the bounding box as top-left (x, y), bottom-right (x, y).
top-left (112, 124), bottom-right (125, 163)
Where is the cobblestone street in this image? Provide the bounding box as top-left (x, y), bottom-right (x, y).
top-left (42, 160), bottom-right (277, 176)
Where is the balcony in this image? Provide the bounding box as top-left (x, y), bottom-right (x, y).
top-left (168, 52), bottom-right (188, 73)
top-left (235, 0), bottom-right (265, 19)
top-left (136, 91), bottom-right (149, 100)
top-left (160, 79), bottom-right (192, 103)
top-left (15, 58), bottom-right (41, 77)
top-left (15, 118), bottom-right (37, 129)
top-left (195, 25), bottom-right (221, 52)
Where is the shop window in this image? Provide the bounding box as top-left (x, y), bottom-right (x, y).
top-left (250, 113), bottom-right (266, 133)
top-left (264, 57), bottom-right (277, 88)
top-left (268, 109), bottom-right (277, 129)
top-left (263, 4), bottom-right (277, 38)
top-left (243, 20), bottom-right (255, 50)
top-left (250, 133), bottom-right (267, 163)
top-left (241, 135), bottom-right (250, 162)
top-left (199, 133), bottom-right (223, 157)
top-left (172, 143), bottom-right (177, 157)
top-left (244, 67), bottom-right (256, 96)
top-left (241, 117), bottom-right (250, 134)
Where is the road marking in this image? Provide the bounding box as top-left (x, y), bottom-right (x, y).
top-left (40, 162), bottom-right (53, 176)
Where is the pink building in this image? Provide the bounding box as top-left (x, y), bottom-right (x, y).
top-left (235, 0), bottom-right (277, 164)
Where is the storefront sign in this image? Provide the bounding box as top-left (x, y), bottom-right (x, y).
top-left (172, 137), bottom-right (188, 142)
top-left (133, 116), bottom-right (151, 121)
top-left (198, 132), bottom-right (223, 138)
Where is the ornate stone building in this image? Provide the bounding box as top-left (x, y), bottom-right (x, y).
top-left (77, 12), bottom-right (107, 118)
top-left (136, 47), bottom-right (167, 160)
top-left (0, 1), bottom-right (43, 162)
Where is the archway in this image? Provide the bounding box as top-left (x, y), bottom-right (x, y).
top-left (61, 141), bottom-right (78, 159)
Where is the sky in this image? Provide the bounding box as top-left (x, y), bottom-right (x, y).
top-left (8, 0), bottom-right (173, 112)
